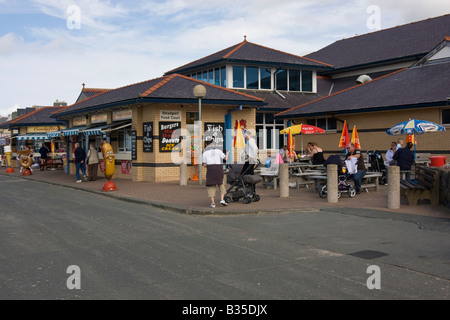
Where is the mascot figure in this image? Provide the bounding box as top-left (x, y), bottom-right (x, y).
top-left (101, 142), bottom-right (117, 191)
top-left (18, 149), bottom-right (33, 176)
top-left (4, 145), bottom-right (14, 173)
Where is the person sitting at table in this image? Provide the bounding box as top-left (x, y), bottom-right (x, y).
top-left (282, 146), bottom-right (298, 163)
top-left (393, 142), bottom-right (414, 180)
top-left (309, 142), bottom-right (325, 165)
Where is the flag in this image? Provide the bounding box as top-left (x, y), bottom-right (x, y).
top-left (234, 121), bottom-right (245, 149)
top-left (50, 140), bottom-right (55, 155)
top-left (339, 120), bottom-right (350, 148)
top-left (287, 129), bottom-right (295, 158)
top-left (351, 125), bottom-right (361, 149)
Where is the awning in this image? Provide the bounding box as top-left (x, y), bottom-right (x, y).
top-left (82, 121), bottom-right (131, 136)
top-left (60, 126), bottom-right (86, 136)
top-left (14, 134), bottom-right (49, 141)
top-left (47, 131), bottom-right (62, 138)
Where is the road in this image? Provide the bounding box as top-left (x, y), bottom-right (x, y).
top-left (0, 174), bottom-right (449, 302)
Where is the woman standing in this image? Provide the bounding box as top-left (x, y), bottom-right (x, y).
top-left (87, 144), bottom-right (99, 181)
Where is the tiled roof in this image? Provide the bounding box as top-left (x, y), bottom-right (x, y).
top-left (276, 60), bottom-right (450, 118)
top-left (2, 107), bottom-right (65, 128)
top-left (54, 74), bottom-right (266, 117)
top-left (306, 14), bottom-right (450, 71)
top-left (166, 40), bottom-right (332, 75)
top-left (75, 86), bottom-right (111, 103)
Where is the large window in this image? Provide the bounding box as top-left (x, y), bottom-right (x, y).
top-left (260, 68), bottom-right (272, 89)
top-left (246, 67), bottom-right (259, 89)
top-left (276, 69), bottom-right (288, 91)
top-left (256, 113), bottom-right (284, 150)
top-left (190, 67), bottom-right (226, 87)
top-left (118, 129), bottom-right (132, 152)
top-left (289, 70), bottom-right (301, 91)
top-left (307, 117), bottom-right (337, 131)
top-left (302, 70), bottom-right (313, 92)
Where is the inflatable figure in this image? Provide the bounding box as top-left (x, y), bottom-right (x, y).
top-left (101, 142), bottom-right (117, 191)
top-left (18, 149), bottom-right (33, 176)
top-left (4, 145), bottom-right (14, 173)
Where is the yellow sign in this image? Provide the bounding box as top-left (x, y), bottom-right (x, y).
top-left (27, 126), bottom-right (66, 133)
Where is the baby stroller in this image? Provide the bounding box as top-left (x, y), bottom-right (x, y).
top-left (319, 156), bottom-right (356, 198)
top-left (224, 162), bottom-right (261, 204)
top-left (366, 150), bottom-right (387, 185)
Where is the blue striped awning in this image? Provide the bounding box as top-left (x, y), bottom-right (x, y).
top-left (60, 127), bottom-right (86, 136)
top-left (15, 134), bottom-right (49, 141)
top-left (82, 121), bottom-right (131, 136)
top-left (47, 131), bottom-right (62, 138)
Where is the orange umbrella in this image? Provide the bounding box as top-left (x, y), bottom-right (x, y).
top-left (234, 121), bottom-right (245, 149)
top-left (406, 134), bottom-right (415, 145)
top-left (339, 121), bottom-right (350, 148)
top-left (351, 125), bottom-right (361, 149)
top-left (50, 140), bottom-right (55, 155)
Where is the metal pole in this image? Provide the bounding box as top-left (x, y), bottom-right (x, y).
top-left (198, 97), bottom-right (202, 185)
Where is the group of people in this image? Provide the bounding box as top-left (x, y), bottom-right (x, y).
top-left (384, 139), bottom-right (415, 180)
top-left (74, 143), bottom-right (100, 183)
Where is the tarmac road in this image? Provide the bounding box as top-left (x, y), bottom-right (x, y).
top-left (0, 174), bottom-right (449, 301)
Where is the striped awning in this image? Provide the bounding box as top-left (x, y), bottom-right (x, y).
top-left (82, 121), bottom-right (131, 136)
top-left (15, 134), bottom-right (49, 141)
top-left (47, 130), bottom-right (62, 138)
top-left (60, 127), bottom-right (86, 136)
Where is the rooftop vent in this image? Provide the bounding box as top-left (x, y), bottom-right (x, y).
top-left (356, 74), bottom-right (372, 84)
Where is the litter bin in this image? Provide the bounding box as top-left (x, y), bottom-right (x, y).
top-left (429, 156), bottom-right (447, 167)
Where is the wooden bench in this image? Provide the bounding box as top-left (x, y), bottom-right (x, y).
top-left (259, 164), bottom-right (279, 189)
top-left (400, 166), bottom-right (439, 206)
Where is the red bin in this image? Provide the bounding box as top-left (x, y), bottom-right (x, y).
top-left (429, 156), bottom-right (447, 167)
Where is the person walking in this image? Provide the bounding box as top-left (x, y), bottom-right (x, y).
top-left (86, 144), bottom-right (99, 181)
top-left (345, 142), bottom-right (366, 194)
top-left (202, 139), bottom-right (229, 208)
top-left (74, 143), bottom-right (88, 183)
top-left (39, 144), bottom-right (49, 170)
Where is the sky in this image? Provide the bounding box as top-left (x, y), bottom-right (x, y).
top-left (1, 0), bottom-right (450, 117)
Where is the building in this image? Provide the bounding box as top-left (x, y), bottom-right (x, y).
top-left (52, 74), bottom-right (265, 182)
top-left (275, 14), bottom-right (450, 158)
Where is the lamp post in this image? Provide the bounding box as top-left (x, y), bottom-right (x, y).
top-left (193, 84), bottom-right (206, 185)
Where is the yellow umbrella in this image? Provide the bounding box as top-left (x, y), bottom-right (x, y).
top-left (351, 125), bottom-right (361, 149)
top-left (280, 124), bottom-right (303, 135)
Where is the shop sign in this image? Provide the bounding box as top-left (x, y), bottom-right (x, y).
top-left (113, 109), bottom-right (132, 121)
top-left (91, 113), bottom-right (107, 124)
top-left (143, 122), bottom-right (153, 153)
top-left (73, 117), bottom-right (86, 126)
top-left (160, 110), bottom-right (181, 121)
top-left (159, 122), bottom-right (181, 153)
top-left (204, 122), bottom-right (225, 152)
top-left (27, 126), bottom-right (66, 133)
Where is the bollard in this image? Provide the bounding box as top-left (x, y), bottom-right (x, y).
top-left (180, 162), bottom-right (187, 186)
top-left (327, 164), bottom-right (338, 203)
top-left (279, 163), bottom-right (289, 198)
top-left (388, 165), bottom-right (400, 209)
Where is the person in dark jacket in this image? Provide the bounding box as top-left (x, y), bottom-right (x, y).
top-left (393, 142), bottom-right (415, 180)
top-left (74, 143), bottom-right (88, 183)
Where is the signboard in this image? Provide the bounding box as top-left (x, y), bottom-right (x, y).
top-left (73, 117), bottom-right (86, 126)
top-left (204, 122), bottom-right (225, 152)
top-left (91, 113), bottom-right (107, 124)
top-left (113, 109), bottom-right (132, 121)
top-left (131, 130), bottom-right (137, 160)
top-left (27, 126), bottom-right (66, 133)
top-left (143, 122), bottom-right (153, 153)
top-left (160, 110), bottom-right (181, 121)
top-left (159, 122), bottom-right (181, 153)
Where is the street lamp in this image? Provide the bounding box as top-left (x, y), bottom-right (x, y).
top-left (193, 85), bottom-right (206, 185)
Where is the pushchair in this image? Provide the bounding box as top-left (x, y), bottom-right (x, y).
top-left (319, 155), bottom-right (356, 198)
top-left (224, 162), bottom-right (261, 204)
top-left (366, 150), bottom-right (387, 185)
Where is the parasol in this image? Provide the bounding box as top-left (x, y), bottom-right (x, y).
top-left (339, 120), bottom-right (350, 149)
top-left (351, 125), bottom-right (361, 149)
top-left (281, 124), bottom-right (325, 155)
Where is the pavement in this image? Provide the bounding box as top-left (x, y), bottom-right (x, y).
top-left (1, 166), bottom-right (450, 218)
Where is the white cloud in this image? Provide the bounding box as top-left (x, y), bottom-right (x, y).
top-left (1, 0), bottom-right (450, 116)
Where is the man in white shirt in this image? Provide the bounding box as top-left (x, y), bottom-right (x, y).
top-left (202, 139), bottom-right (229, 208)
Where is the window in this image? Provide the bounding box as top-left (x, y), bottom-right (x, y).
top-left (246, 67), bottom-right (259, 89)
top-left (302, 70), bottom-right (313, 92)
top-left (208, 70), bottom-right (214, 84)
top-left (307, 117), bottom-right (337, 131)
top-left (276, 69), bottom-right (288, 91)
top-left (220, 67), bottom-right (226, 87)
top-left (443, 109), bottom-right (450, 125)
top-left (256, 112), bottom-right (284, 150)
top-left (289, 70), bottom-right (301, 91)
top-left (260, 68), bottom-right (272, 90)
top-left (233, 66), bottom-right (245, 88)
top-left (118, 129), bottom-right (132, 152)
top-left (214, 69), bottom-right (220, 86)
